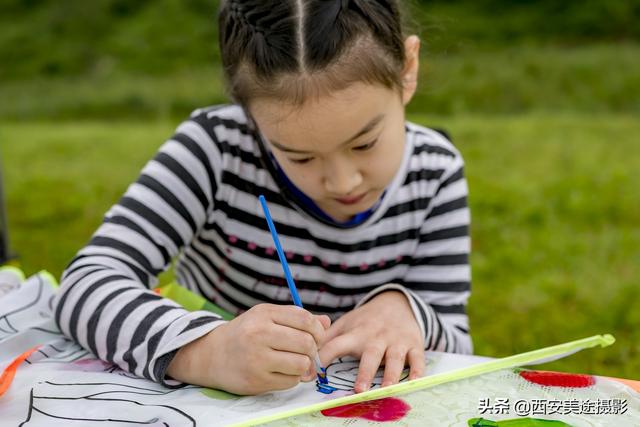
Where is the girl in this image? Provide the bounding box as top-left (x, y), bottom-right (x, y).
top-left (55, 0), bottom-right (472, 396)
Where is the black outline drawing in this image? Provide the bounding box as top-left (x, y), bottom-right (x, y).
top-left (0, 275), bottom-right (54, 342)
top-left (324, 357), bottom-right (410, 391)
top-left (24, 338), bottom-right (89, 365)
top-left (20, 381), bottom-right (196, 426)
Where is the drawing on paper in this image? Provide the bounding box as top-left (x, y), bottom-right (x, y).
top-left (1, 271), bottom-right (638, 427)
top-left (323, 356), bottom-right (410, 391)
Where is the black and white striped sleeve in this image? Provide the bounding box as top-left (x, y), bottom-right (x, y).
top-left (406, 151), bottom-right (472, 353)
top-left (54, 117), bottom-right (227, 386)
top-left (356, 149), bottom-right (472, 354)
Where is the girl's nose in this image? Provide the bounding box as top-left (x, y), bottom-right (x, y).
top-left (323, 160), bottom-right (363, 195)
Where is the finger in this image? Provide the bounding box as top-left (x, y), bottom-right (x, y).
top-left (407, 347), bottom-right (425, 380)
top-left (321, 316), bottom-right (347, 344)
top-left (316, 314), bottom-right (331, 330)
top-left (301, 359), bottom-right (317, 382)
top-left (262, 372), bottom-right (302, 392)
top-left (381, 347), bottom-right (407, 387)
top-left (267, 324), bottom-right (318, 360)
top-left (269, 305), bottom-right (326, 346)
top-left (354, 344), bottom-right (385, 393)
top-left (266, 350), bottom-right (312, 378)
top-left (318, 333), bottom-right (359, 367)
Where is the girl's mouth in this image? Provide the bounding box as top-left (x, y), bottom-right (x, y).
top-left (335, 192), bottom-right (368, 205)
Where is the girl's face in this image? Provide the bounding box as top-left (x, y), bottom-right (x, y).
top-left (250, 82), bottom-right (408, 222)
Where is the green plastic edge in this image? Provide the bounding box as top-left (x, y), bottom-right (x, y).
top-left (229, 334), bottom-right (615, 427)
top-left (0, 265), bottom-right (26, 282)
top-left (0, 267), bottom-right (58, 288)
top-left (38, 270), bottom-right (59, 288)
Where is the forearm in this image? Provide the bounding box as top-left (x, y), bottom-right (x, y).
top-left (55, 260), bottom-right (224, 386)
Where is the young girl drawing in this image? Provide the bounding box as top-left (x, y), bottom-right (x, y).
top-left (55, 0), bottom-right (472, 396)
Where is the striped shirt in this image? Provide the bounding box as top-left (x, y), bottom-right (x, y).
top-left (54, 104), bottom-right (472, 387)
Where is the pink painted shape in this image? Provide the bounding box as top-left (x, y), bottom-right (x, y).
top-left (359, 263), bottom-right (369, 271)
top-left (228, 235), bottom-right (238, 243)
top-left (378, 259), bottom-right (386, 267)
top-left (340, 263), bottom-right (348, 270)
top-left (247, 242), bottom-right (257, 250)
top-left (321, 260), bottom-right (330, 268)
top-left (286, 251), bottom-right (294, 260)
top-left (519, 370), bottom-right (595, 388)
top-left (321, 397), bottom-right (411, 422)
top-left (303, 255), bottom-right (313, 263)
top-left (266, 247), bottom-right (275, 256)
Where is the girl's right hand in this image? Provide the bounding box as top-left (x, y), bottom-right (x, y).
top-left (166, 304), bottom-right (330, 395)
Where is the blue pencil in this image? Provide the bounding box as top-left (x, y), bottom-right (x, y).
top-left (258, 195), bottom-right (328, 385)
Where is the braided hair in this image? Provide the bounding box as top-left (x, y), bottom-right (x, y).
top-left (219, 0), bottom-right (407, 107)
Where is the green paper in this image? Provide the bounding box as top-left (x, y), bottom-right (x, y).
top-left (156, 282), bottom-right (234, 320)
top-left (201, 388), bottom-right (240, 400)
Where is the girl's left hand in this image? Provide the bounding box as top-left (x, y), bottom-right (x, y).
top-left (314, 290), bottom-right (425, 393)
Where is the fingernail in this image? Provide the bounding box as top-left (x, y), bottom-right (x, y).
top-left (356, 382), bottom-right (368, 392)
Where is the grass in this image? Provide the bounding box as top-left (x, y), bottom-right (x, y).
top-left (2, 112), bottom-right (638, 379)
top-left (2, 43), bottom-right (639, 121)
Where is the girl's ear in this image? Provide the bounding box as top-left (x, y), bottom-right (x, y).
top-left (401, 35), bottom-right (421, 106)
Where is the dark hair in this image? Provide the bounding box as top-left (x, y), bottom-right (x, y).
top-left (218, 0), bottom-right (407, 107)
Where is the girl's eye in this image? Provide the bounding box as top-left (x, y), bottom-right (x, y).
top-left (353, 139), bottom-right (378, 151)
top-left (290, 157), bottom-right (313, 164)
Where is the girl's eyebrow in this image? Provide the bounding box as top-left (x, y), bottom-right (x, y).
top-left (269, 113), bottom-right (385, 154)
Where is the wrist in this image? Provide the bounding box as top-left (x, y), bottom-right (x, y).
top-left (166, 323), bottom-right (227, 387)
top-left (361, 285), bottom-right (411, 311)
top-left (370, 289), bottom-right (412, 309)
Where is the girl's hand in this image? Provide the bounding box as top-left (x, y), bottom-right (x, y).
top-left (167, 304), bottom-right (330, 395)
top-left (319, 290), bottom-right (425, 393)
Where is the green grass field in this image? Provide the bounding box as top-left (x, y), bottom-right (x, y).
top-left (3, 43), bottom-right (639, 121)
top-left (2, 111), bottom-right (638, 379)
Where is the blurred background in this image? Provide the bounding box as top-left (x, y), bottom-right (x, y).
top-left (1, 0), bottom-right (638, 378)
